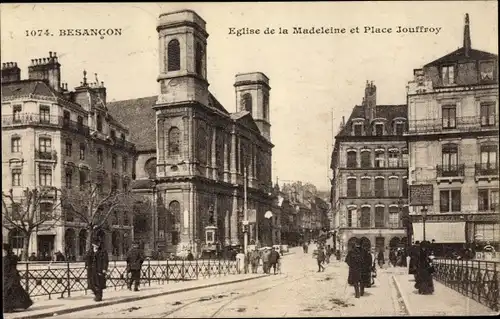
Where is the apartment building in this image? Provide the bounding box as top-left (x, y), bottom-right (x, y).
top-left (406, 14), bottom-right (499, 252)
top-left (330, 81), bottom-right (409, 254)
top-left (1, 54), bottom-right (135, 260)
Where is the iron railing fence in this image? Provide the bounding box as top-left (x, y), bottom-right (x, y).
top-left (2, 113), bottom-right (90, 136)
top-left (433, 258), bottom-right (499, 311)
top-left (17, 258), bottom-right (241, 300)
top-left (475, 163), bottom-right (499, 177)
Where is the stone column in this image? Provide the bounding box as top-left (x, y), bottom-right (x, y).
top-left (157, 118), bottom-right (165, 161)
top-left (212, 129), bottom-right (217, 179)
top-left (224, 209), bottom-right (231, 245)
top-left (231, 191), bottom-right (239, 245)
top-left (230, 133), bottom-right (237, 183)
top-left (223, 133), bottom-right (230, 182)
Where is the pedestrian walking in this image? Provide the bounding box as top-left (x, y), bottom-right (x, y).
top-left (317, 247), bottom-right (326, 272)
top-left (126, 241), bottom-right (145, 292)
top-left (250, 249), bottom-right (260, 273)
top-left (415, 241), bottom-right (435, 295)
top-left (377, 249), bottom-right (385, 269)
top-left (302, 242), bottom-right (308, 254)
top-left (28, 252), bottom-right (37, 261)
top-left (409, 241), bottom-right (420, 278)
top-left (85, 239), bottom-right (109, 302)
top-left (345, 242), bottom-right (364, 298)
top-left (325, 246), bottom-right (331, 264)
top-left (262, 248), bottom-right (272, 274)
top-left (3, 243), bottom-right (33, 313)
top-left (269, 247), bottom-right (281, 274)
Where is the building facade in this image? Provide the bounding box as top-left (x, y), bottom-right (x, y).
top-left (331, 81), bottom-right (409, 255)
top-left (406, 14), bottom-right (499, 253)
top-left (1, 55), bottom-right (135, 260)
top-left (107, 10), bottom-right (276, 257)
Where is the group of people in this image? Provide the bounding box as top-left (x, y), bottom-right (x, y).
top-left (315, 245), bottom-right (336, 272)
top-left (345, 242), bottom-right (376, 298)
top-left (246, 247), bottom-right (281, 275)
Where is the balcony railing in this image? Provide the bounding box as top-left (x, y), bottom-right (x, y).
top-left (2, 113), bottom-right (90, 136)
top-left (35, 149), bottom-right (56, 160)
top-left (408, 116), bottom-right (499, 134)
top-left (436, 164), bottom-right (465, 178)
top-left (475, 163), bottom-right (499, 176)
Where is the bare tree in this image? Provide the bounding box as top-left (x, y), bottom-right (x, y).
top-left (2, 187), bottom-right (64, 261)
top-left (64, 182), bottom-right (140, 252)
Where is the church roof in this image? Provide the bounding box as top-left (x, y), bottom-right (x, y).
top-left (107, 96), bottom-right (157, 152)
top-left (424, 47), bottom-right (498, 67)
top-left (208, 93), bottom-right (230, 114)
top-left (336, 104), bottom-right (407, 137)
top-left (230, 110), bottom-right (250, 120)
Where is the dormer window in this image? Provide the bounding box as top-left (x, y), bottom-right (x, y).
top-left (374, 123), bottom-right (384, 136)
top-left (394, 122), bottom-right (405, 135)
top-left (441, 65), bottom-right (455, 85)
top-left (353, 123), bottom-right (363, 136)
top-left (479, 61), bottom-right (494, 82)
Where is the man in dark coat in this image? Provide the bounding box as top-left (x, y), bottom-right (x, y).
top-left (345, 243), bottom-right (364, 298)
top-left (3, 243), bottom-right (33, 312)
top-left (317, 246), bottom-right (326, 272)
top-left (126, 241), bottom-right (145, 291)
top-left (409, 241), bottom-right (420, 276)
top-left (269, 247), bottom-right (281, 275)
top-left (85, 240), bottom-right (109, 301)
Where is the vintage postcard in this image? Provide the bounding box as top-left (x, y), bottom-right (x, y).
top-left (1, 1), bottom-right (498, 318)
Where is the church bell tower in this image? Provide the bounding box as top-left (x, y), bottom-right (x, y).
top-left (155, 10), bottom-right (210, 107)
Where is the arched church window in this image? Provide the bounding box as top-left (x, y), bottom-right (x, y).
top-left (168, 127), bottom-right (181, 155)
top-left (167, 39), bottom-right (181, 71)
top-left (241, 93), bottom-right (252, 113)
top-left (144, 157), bottom-right (157, 179)
top-left (197, 127), bottom-right (207, 165)
top-left (169, 200), bottom-right (181, 229)
top-left (195, 42), bottom-right (204, 76)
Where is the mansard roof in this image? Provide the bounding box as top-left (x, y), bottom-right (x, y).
top-left (107, 96), bottom-right (157, 152)
top-left (336, 104), bottom-right (407, 137)
top-left (424, 47), bottom-right (498, 67)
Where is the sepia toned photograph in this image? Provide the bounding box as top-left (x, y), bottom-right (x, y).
top-left (1, 1), bottom-right (498, 317)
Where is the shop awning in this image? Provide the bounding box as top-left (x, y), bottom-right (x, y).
top-left (412, 221), bottom-right (466, 243)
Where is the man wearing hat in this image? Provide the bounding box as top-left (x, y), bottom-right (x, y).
top-left (345, 241), bottom-right (364, 298)
top-left (126, 241), bottom-right (145, 291)
top-left (85, 239), bottom-right (109, 302)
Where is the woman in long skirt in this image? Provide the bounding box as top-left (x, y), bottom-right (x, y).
top-left (415, 241), bottom-right (434, 295)
top-left (3, 243), bottom-right (33, 312)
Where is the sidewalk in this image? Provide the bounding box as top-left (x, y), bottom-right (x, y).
top-left (391, 271), bottom-right (498, 316)
top-left (4, 273), bottom-right (267, 319)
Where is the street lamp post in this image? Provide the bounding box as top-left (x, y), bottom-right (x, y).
top-left (421, 206), bottom-right (428, 242)
top-left (265, 211), bottom-right (273, 247)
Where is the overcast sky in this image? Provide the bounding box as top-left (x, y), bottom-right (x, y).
top-left (1, 2), bottom-right (498, 191)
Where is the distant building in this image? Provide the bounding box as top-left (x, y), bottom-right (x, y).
top-left (107, 10), bottom-right (276, 256)
top-left (330, 81), bottom-right (409, 254)
top-left (1, 55), bottom-right (135, 260)
top-left (406, 14), bottom-right (499, 253)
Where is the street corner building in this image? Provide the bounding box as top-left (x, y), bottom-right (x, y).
top-left (406, 13), bottom-right (499, 253)
top-left (1, 55), bottom-right (136, 259)
top-left (1, 9), bottom-right (279, 260)
top-left (106, 10), bottom-right (277, 257)
top-left (330, 80), bottom-right (409, 255)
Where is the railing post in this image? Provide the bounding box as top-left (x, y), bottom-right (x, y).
top-left (208, 254), bottom-right (211, 278)
top-left (166, 259), bottom-right (169, 284)
top-left (196, 258), bottom-right (199, 280)
top-left (218, 257), bottom-right (221, 276)
top-left (67, 260), bottom-right (71, 297)
top-left (493, 262), bottom-right (498, 311)
top-left (148, 259), bottom-right (151, 286)
top-left (478, 261), bottom-right (481, 301)
top-left (25, 262), bottom-right (29, 293)
top-left (182, 258), bottom-right (185, 280)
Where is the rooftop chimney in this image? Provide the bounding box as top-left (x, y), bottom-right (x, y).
top-left (364, 80), bottom-right (377, 120)
top-left (28, 51), bottom-right (61, 92)
top-left (463, 13), bottom-right (471, 57)
top-left (1, 62), bottom-right (21, 83)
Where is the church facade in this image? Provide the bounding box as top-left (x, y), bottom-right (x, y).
top-left (108, 10), bottom-right (277, 256)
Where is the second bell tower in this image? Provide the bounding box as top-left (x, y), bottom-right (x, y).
top-left (155, 10), bottom-right (209, 107)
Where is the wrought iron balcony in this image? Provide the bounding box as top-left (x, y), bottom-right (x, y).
top-left (408, 116), bottom-right (498, 134)
top-left (2, 113), bottom-right (90, 136)
top-left (475, 163), bottom-right (499, 177)
top-left (436, 164), bottom-right (465, 178)
top-left (35, 149), bottom-right (56, 160)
